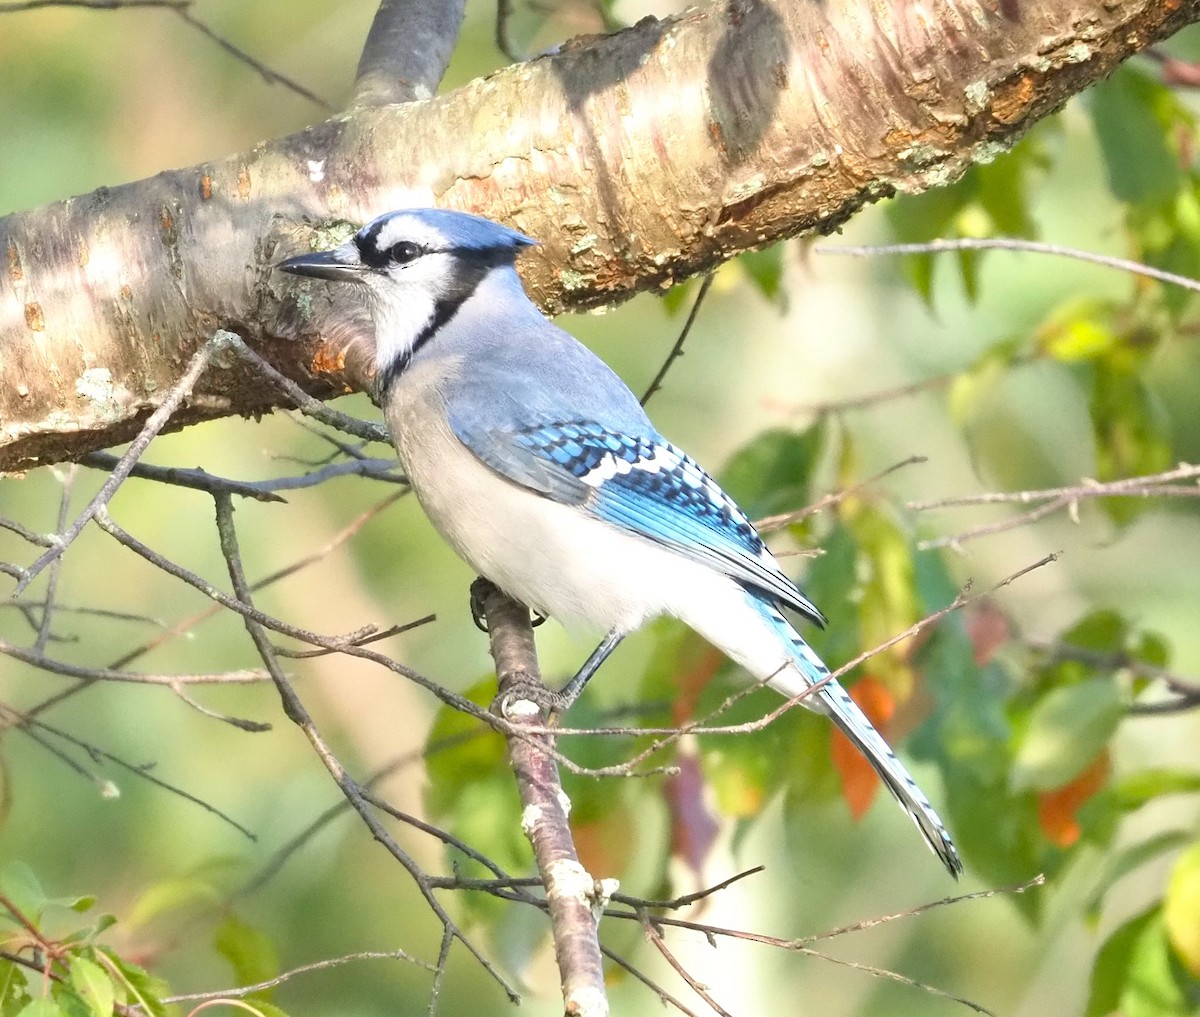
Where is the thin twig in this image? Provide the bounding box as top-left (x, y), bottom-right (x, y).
top-left (237, 729), bottom-right (487, 899)
top-left (0, 637), bottom-right (269, 687)
top-left (756, 455), bottom-right (927, 533)
top-left (642, 273), bottom-right (714, 405)
top-left (642, 917), bottom-right (733, 1017)
top-left (106, 489), bottom-right (407, 671)
top-left (12, 338), bottom-right (217, 596)
top-left (211, 493), bottom-right (517, 1002)
top-left (159, 948), bottom-right (435, 1006)
top-left (78, 452), bottom-right (286, 502)
top-left (172, 6), bottom-right (330, 108)
top-left (819, 237), bottom-right (1200, 295)
top-left (910, 463), bottom-right (1200, 550)
top-left (0, 703), bottom-right (256, 838)
top-left (226, 334), bottom-right (391, 444)
top-left (600, 945), bottom-right (702, 1017)
top-left (34, 466), bottom-right (77, 654)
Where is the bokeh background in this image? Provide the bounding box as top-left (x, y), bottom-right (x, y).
top-left (3, 2), bottom-right (1200, 1015)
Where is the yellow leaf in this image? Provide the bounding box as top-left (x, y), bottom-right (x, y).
top-left (1164, 840), bottom-right (1200, 975)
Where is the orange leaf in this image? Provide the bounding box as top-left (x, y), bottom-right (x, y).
top-left (1037, 750), bottom-right (1110, 848)
top-left (830, 676), bottom-right (896, 821)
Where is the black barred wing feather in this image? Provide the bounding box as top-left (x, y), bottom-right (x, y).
top-left (454, 416), bottom-right (825, 626)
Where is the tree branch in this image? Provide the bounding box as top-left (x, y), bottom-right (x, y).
top-left (354, 0), bottom-right (468, 107)
top-left (3, 0), bottom-right (1195, 470)
top-left (473, 578), bottom-right (611, 1017)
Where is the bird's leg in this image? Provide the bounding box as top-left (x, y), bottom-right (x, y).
top-left (554, 630), bottom-right (624, 711)
top-left (470, 577), bottom-right (547, 632)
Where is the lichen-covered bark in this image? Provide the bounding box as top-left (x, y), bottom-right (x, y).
top-left (1, 0), bottom-right (1195, 471)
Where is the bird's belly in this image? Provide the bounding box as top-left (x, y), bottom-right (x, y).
top-left (388, 394), bottom-right (719, 633)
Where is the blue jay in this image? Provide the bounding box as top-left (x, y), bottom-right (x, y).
top-left (278, 208), bottom-right (962, 876)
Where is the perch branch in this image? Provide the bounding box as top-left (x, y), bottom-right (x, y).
top-left (474, 578), bottom-right (610, 1017)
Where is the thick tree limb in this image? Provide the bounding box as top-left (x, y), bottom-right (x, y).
top-left (474, 578), bottom-right (610, 1017)
top-left (2, 0), bottom-right (1196, 471)
top-left (354, 0), bottom-right (468, 107)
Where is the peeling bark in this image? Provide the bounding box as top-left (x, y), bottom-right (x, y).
top-left (1, 0), bottom-right (1195, 471)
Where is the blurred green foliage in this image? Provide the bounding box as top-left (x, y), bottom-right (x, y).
top-left (2, 3), bottom-right (1200, 1017)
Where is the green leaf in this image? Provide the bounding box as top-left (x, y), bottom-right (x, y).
top-left (1084, 831), bottom-right (1196, 920)
top-left (1110, 769), bottom-right (1200, 811)
top-left (1086, 906), bottom-right (1159, 1017)
top-left (660, 277), bottom-right (696, 316)
top-left (1121, 908), bottom-right (1200, 1017)
top-left (96, 949), bottom-right (168, 1017)
top-left (1164, 841), bottom-right (1200, 976)
top-left (801, 522), bottom-right (861, 667)
top-left (1089, 362), bottom-right (1173, 522)
top-left (67, 958), bottom-right (113, 1017)
top-left (718, 422), bottom-right (828, 520)
top-left (214, 913), bottom-right (278, 999)
top-left (738, 244), bottom-right (786, 306)
top-left (127, 875), bottom-right (221, 930)
top-left (1012, 678), bottom-right (1123, 792)
top-left (1090, 68), bottom-right (1187, 204)
top-left (1063, 610), bottom-right (1128, 655)
top-left (424, 679), bottom-right (506, 818)
top-left (1, 864), bottom-right (47, 927)
top-left (15, 1001), bottom-right (63, 1017)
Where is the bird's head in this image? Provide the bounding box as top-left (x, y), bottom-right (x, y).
top-left (278, 208), bottom-right (537, 385)
top-left (277, 208), bottom-right (535, 300)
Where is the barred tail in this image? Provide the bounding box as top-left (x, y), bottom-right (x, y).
top-left (755, 601), bottom-right (962, 877)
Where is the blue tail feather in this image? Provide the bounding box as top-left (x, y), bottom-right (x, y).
top-left (755, 597), bottom-right (963, 877)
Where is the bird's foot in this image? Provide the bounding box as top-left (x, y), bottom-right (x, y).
top-left (492, 673), bottom-right (567, 721)
top-left (470, 577), bottom-right (547, 632)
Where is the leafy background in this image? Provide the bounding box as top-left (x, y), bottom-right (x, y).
top-left (2, 2), bottom-right (1200, 1015)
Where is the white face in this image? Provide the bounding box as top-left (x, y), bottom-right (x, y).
top-left (344, 214), bottom-right (504, 375)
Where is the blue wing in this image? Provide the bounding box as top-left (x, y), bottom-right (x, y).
top-left (450, 414), bottom-right (826, 627)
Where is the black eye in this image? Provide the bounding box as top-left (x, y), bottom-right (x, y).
top-left (389, 241), bottom-right (422, 264)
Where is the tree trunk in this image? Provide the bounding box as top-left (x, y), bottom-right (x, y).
top-left (1, 0), bottom-right (1194, 471)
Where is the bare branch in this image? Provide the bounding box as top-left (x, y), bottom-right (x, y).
top-left (171, 5), bottom-right (331, 108)
top-left (33, 465), bottom-right (76, 654)
top-left (226, 335), bottom-right (391, 445)
top-left (1023, 637), bottom-right (1200, 715)
top-left (820, 237), bottom-right (1200, 295)
top-left (474, 578), bottom-right (610, 1017)
top-left (755, 455), bottom-right (927, 533)
top-left (641, 273), bottom-right (714, 406)
top-left (0, 637), bottom-right (269, 686)
top-left (11, 337), bottom-right (217, 595)
top-left (354, 0), bottom-right (468, 107)
top-left (160, 948), bottom-right (435, 1006)
top-left (0, 702), bottom-right (256, 838)
top-left (642, 917), bottom-right (733, 1017)
top-left (910, 463), bottom-right (1200, 550)
top-left (0, 0), bottom-right (186, 9)
top-left (6, 0), bottom-right (1197, 470)
top-left (211, 493), bottom-right (518, 1002)
top-left (106, 489), bottom-right (407, 671)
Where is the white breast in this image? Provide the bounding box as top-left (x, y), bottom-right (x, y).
top-left (384, 360), bottom-right (753, 637)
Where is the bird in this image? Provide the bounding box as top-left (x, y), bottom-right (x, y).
top-left (277, 207), bottom-right (962, 877)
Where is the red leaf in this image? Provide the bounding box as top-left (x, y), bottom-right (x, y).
top-left (967, 600), bottom-right (1012, 667)
top-left (667, 751), bottom-right (721, 878)
top-left (830, 676), bottom-right (896, 821)
top-left (1037, 750), bottom-right (1110, 848)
